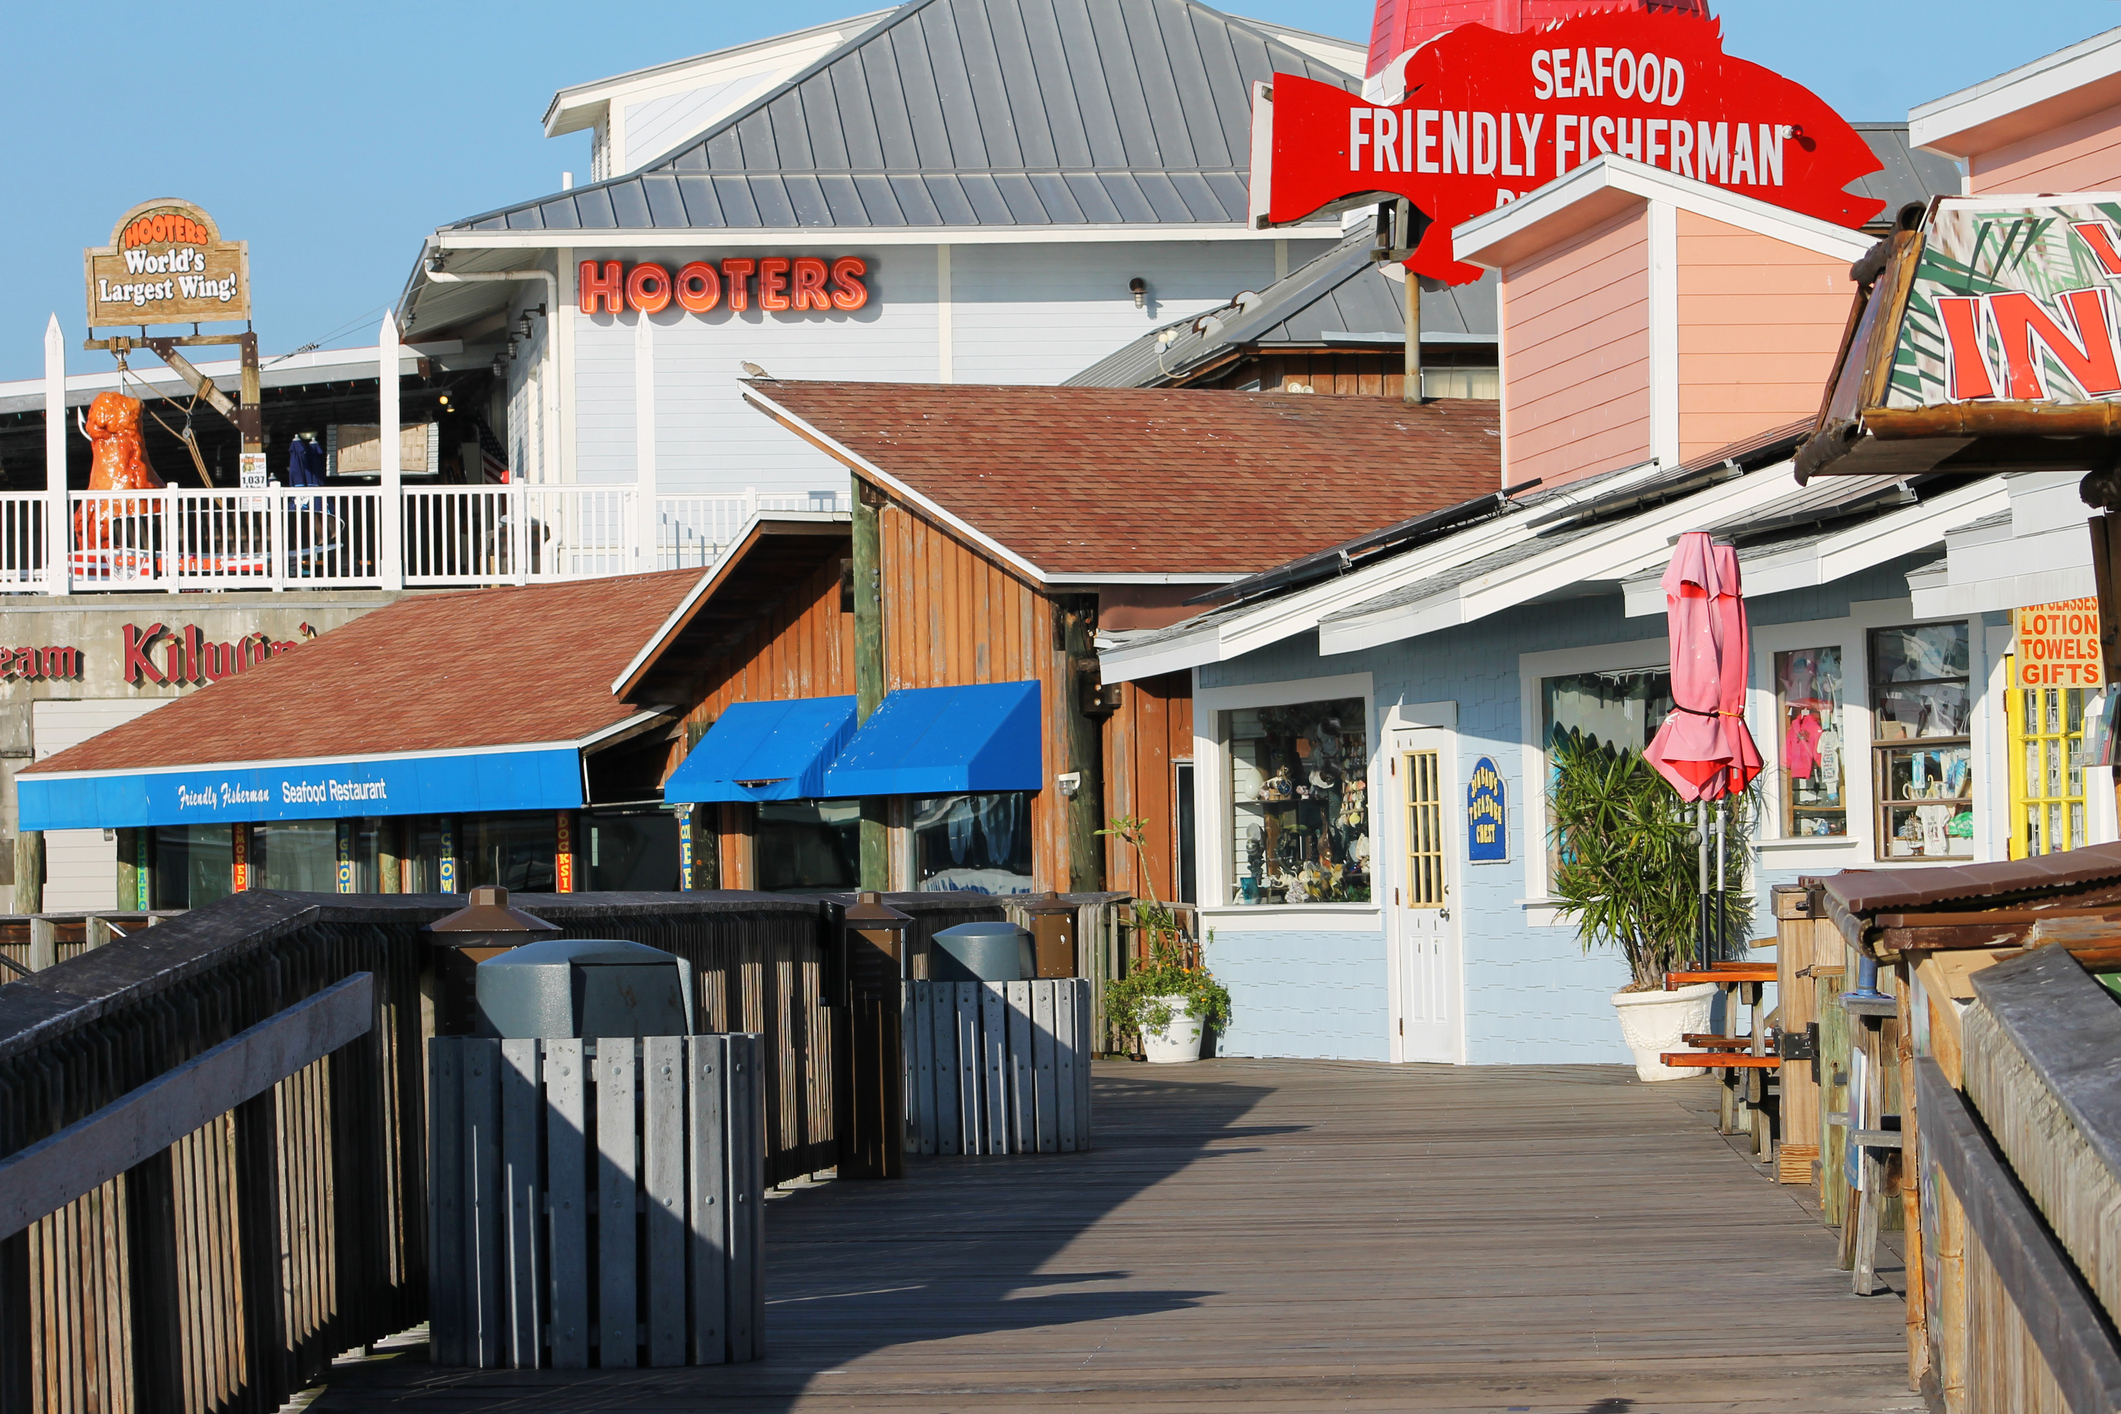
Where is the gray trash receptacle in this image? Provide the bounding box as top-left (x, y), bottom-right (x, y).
top-left (930, 921), bottom-right (1033, 984)
top-left (474, 937), bottom-right (693, 1038)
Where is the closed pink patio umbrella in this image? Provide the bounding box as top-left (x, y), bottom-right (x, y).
top-left (1644, 532), bottom-right (1761, 961)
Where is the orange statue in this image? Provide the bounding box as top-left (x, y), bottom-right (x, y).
top-left (84, 392), bottom-right (164, 492)
top-left (75, 391), bottom-right (165, 574)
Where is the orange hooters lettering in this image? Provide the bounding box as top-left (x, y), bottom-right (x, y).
top-left (720, 258), bottom-right (757, 311)
top-left (675, 261), bottom-right (721, 312)
top-left (757, 257), bottom-right (792, 311)
top-left (567, 257), bottom-right (874, 315)
top-left (579, 260), bottom-right (624, 314)
top-left (791, 257), bottom-right (831, 311)
top-left (830, 256), bottom-right (869, 311)
top-left (625, 263), bottom-right (672, 314)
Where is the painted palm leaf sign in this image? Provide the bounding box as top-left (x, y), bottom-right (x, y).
top-left (1889, 200), bottom-right (2121, 408)
top-left (1797, 195), bottom-right (2121, 480)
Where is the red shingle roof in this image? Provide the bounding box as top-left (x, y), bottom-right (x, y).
top-left (746, 381), bottom-right (1501, 577)
top-left (25, 569), bottom-right (703, 776)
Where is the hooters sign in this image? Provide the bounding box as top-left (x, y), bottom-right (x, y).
top-left (1250, 11), bottom-right (1883, 283)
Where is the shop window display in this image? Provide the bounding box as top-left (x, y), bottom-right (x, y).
top-left (755, 800), bottom-right (861, 892)
top-left (1870, 623), bottom-right (1973, 860)
top-left (588, 809), bottom-right (683, 891)
top-left (403, 818), bottom-right (447, 893)
top-left (151, 824), bottom-right (232, 910)
top-left (257, 820), bottom-right (337, 892)
top-left (1542, 667), bottom-right (1674, 876)
top-left (913, 792), bottom-right (1034, 896)
top-left (462, 812), bottom-right (558, 893)
top-left (1776, 648), bottom-right (1846, 837)
top-left (1224, 698), bottom-right (1368, 905)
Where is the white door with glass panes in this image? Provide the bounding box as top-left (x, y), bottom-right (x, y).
top-left (1390, 729), bottom-right (1460, 1062)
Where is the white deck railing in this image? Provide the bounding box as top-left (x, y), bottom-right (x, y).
top-left (0, 487), bottom-right (849, 594)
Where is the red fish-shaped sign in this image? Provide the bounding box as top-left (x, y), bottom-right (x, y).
top-left (1251, 11), bottom-right (1885, 284)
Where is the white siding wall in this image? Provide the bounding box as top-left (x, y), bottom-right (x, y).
top-left (31, 698), bottom-right (172, 912)
top-left (566, 238), bottom-right (1332, 498)
top-left (950, 239), bottom-right (1295, 383)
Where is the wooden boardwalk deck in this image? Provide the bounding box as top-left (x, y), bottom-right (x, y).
top-left (308, 1060), bottom-right (1919, 1413)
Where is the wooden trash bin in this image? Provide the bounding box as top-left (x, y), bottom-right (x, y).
top-left (428, 1033), bottom-right (767, 1369)
top-left (903, 978), bottom-right (1093, 1156)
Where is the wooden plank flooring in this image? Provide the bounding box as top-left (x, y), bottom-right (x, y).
top-left (306, 1060), bottom-right (1920, 1413)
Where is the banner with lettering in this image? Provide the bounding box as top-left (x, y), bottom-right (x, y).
top-left (1884, 198), bottom-right (2121, 411)
top-left (2013, 598), bottom-right (2105, 690)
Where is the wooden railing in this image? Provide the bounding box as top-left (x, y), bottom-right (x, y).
top-left (1918, 944), bottom-right (2121, 1413)
top-left (0, 888), bottom-right (1007, 1412)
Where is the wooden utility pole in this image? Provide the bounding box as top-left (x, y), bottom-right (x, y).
top-left (851, 474), bottom-right (888, 890)
top-left (1058, 596), bottom-right (1106, 893)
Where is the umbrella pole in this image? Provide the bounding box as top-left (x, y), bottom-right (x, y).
top-left (1705, 801), bottom-right (1722, 966)
top-left (1695, 799), bottom-right (1709, 968)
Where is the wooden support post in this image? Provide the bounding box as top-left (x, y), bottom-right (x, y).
top-left (1897, 960), bottom-right (1929, 1386)
top-left (1820, 952), bottom-right (1852, 1227)
top-left (1404, 254), bottom-right (1421, 403)
top-left (27, 917), bottom-right (53, 973)
top-left (1058, 595), bottom-right (1105, 892)
top-left (852, 474), bottom-right (887, 891)
top-left (14, 830), bottom-right (41, 916)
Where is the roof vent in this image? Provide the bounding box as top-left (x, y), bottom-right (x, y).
top-left (1232, 290), bottom-right (1262, 314)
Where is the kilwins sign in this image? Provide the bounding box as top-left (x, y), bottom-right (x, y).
top-left (84, 199), bottom-right (250, 328)
top-left (1249, 11), bottom-right (1883, 282)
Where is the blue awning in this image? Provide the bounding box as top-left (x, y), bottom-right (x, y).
top-left (663, 696), bottom-right (858, 803)
top-left (18, 746), bottom-right (586, 832)
top-left (824, 682), bottom-right (1041, 797)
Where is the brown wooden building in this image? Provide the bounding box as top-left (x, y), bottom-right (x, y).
top-left (618, 380), bottom-right (1500, 903)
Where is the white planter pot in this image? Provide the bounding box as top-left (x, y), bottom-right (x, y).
top-left (1141, 995), bottom-right (1205, 1064)
top-left (1611, 982), bottom-right (1717, 1082)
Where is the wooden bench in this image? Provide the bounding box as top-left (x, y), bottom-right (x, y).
top-left (1667, 958), bottom-right (1781, 1146)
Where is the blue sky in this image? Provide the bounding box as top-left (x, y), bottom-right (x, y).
top-left (1, 0), bottom-right (2115, 373)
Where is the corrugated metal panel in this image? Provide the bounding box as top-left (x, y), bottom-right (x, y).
top-left (1065, 229), bottom-right (1500, 387)
top-left (441, 0), bottom-right (1354, 233)
top-left (1824, 842), bottom-right (2121, 917)
top-left (1852, 124), bottom-right (1962, 229)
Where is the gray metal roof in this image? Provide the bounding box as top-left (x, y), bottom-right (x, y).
top-left (1066, 226), bottom-right (1497, 387)
top-left (1851, 124), bottom-right (1962, 230)
top-left (1317, 523), bottom-right (1605, 627)
top-left (444, 0), bottom-right (1356, 235)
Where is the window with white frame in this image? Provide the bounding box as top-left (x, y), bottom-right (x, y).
top-left (1870, 622), bottom-right (1973, 860)
top-left (1540, 667), bottom-right (1674, 876)
top-left (1224, 697), bottom-right (1369, 904)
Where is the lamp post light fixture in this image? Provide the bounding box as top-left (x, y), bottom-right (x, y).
top-left (839, 890), bottom-right (913, 1179)
top-left (425, 885), bottom-right (563, 1034)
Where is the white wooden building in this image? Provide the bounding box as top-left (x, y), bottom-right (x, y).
top-left (395, 0), bottom-right (1358, 508)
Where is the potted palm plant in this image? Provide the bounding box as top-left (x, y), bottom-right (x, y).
top-left (1098, 816), bottom-right (1232, 1062)
top-left (1548, 730), bottom-right (1749, 1081)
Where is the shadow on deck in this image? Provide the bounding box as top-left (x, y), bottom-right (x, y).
top-left (307, 1060), bottom-right (1920, 1413)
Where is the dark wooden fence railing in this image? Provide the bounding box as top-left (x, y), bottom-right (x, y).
top-left (0, 887), bottom-right (1008, 1414)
